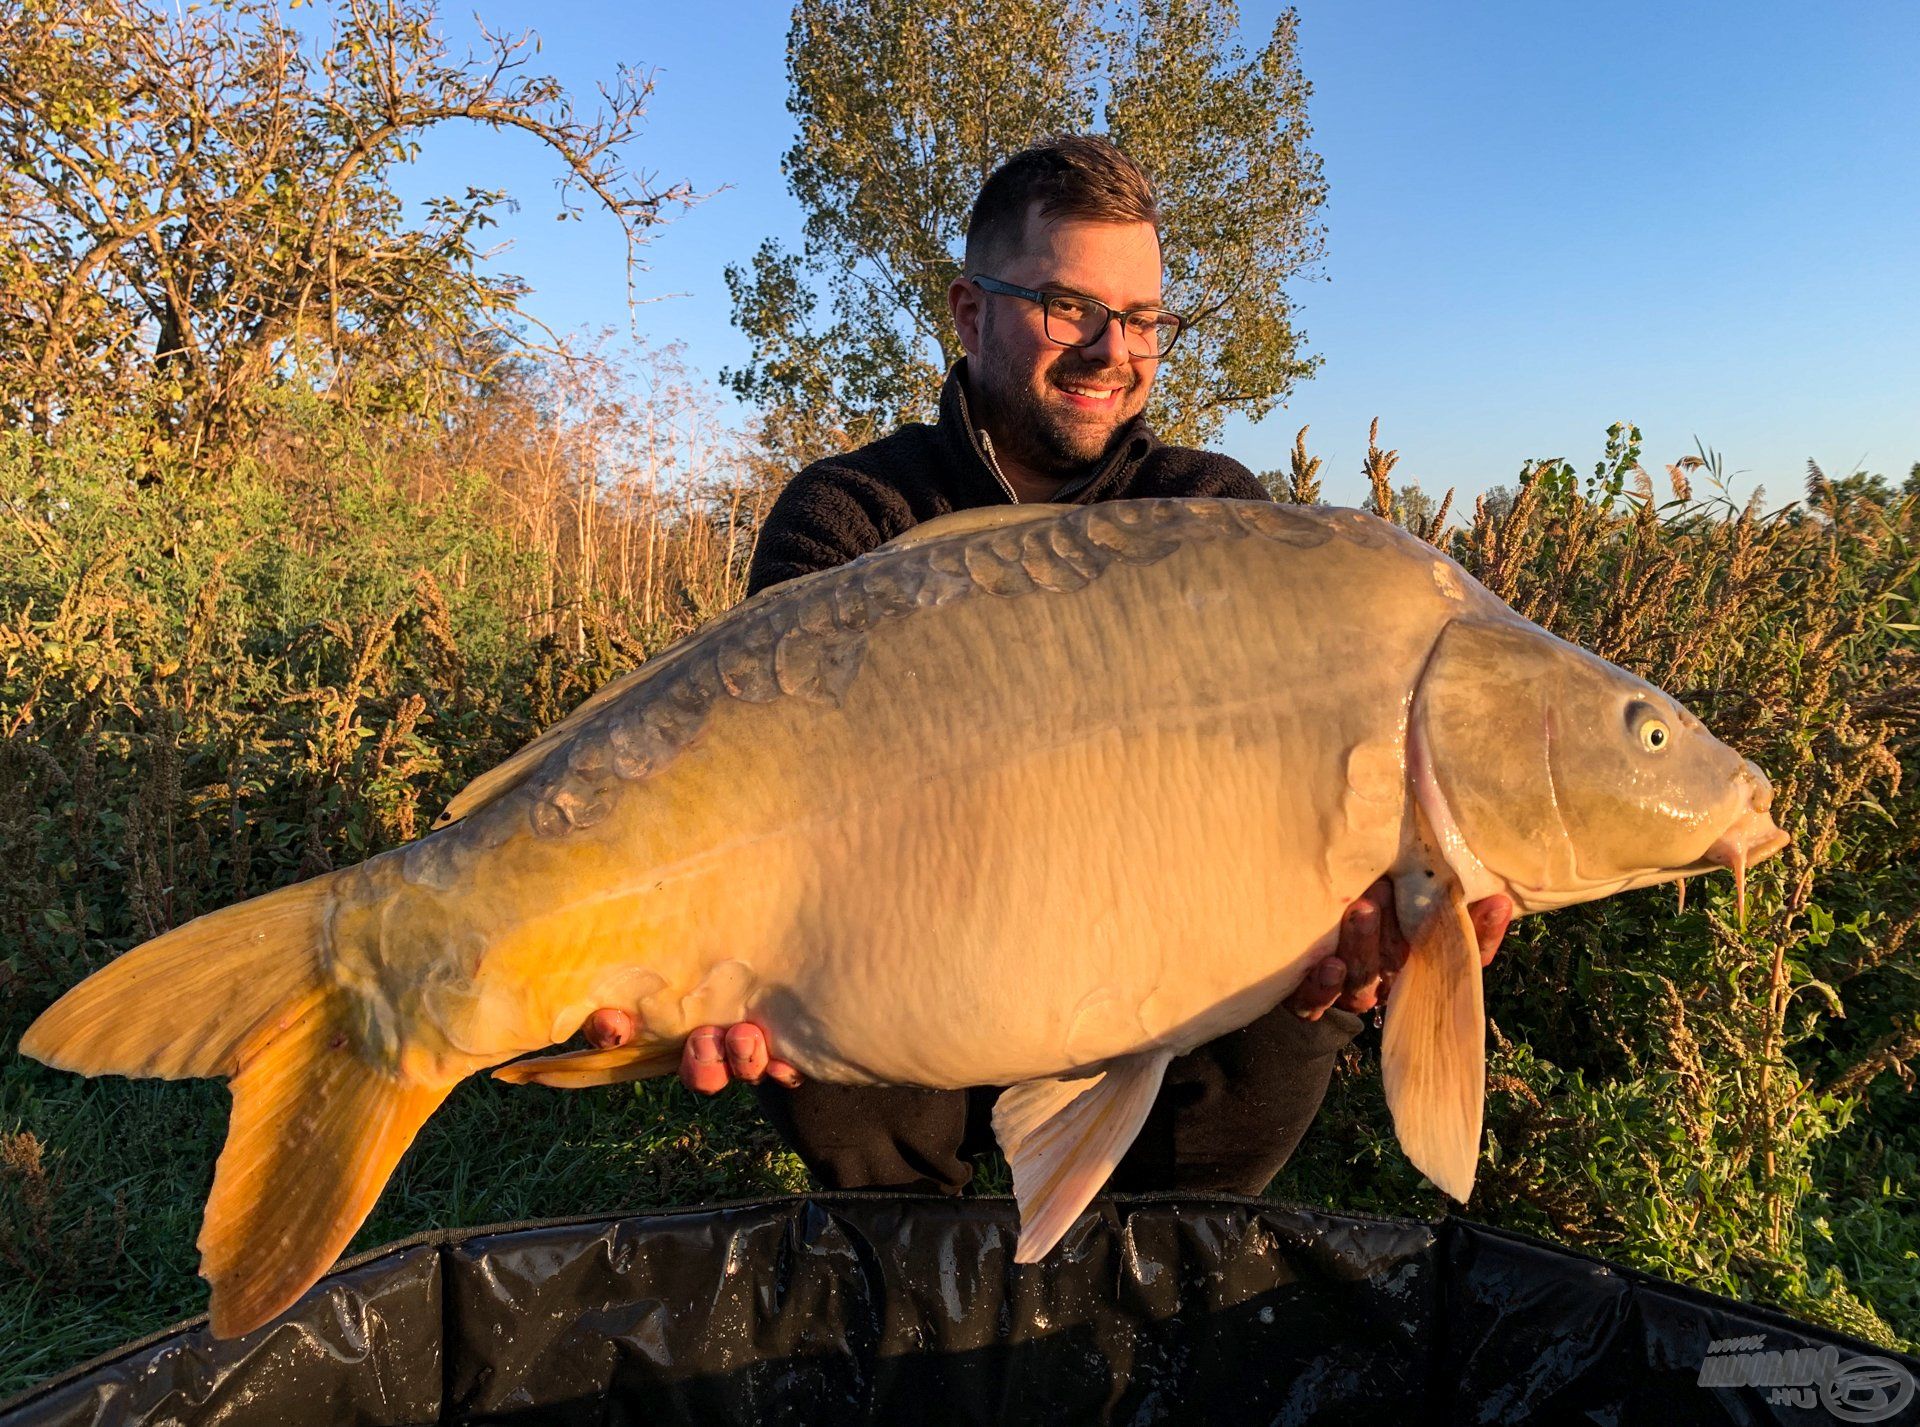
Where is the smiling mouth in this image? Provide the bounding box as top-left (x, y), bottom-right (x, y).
top-left (1054, 379), bottom-right (1128, 406)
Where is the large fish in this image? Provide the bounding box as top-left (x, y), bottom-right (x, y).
top-left (21, 500), bottom-right (1786, 1338)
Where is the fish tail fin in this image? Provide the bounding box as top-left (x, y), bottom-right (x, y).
top-left (1380, 886), bottom-right (1486, 1202)
top-left (20, 874), bottom-right (452, 1338)
top-left (19, 873), bottom-right (341, 1080)
top-left (198, 988), bottom-right (450, 1337)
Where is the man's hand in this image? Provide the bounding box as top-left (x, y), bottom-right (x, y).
top-left (1284, 879), bottom-right (1512, 1022)
top-left (580, 1009), bottom-right (802, 1093)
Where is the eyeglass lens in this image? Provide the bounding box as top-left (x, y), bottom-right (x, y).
top-left (1042, 294), bottom-right (1182, 357)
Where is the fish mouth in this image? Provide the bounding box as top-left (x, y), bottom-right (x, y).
top-left (1504, 770), bottom-right (1791, 917)
top-left (1689, 806), bottom-right (1790, 925)
top-left (1692, 762), bottom-right (1791, 880)
top-left (1699, 813), bottom-right (1792, 872)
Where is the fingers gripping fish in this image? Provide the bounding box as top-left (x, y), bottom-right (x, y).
top-left (19, 500), bottom-right (1788, 1336)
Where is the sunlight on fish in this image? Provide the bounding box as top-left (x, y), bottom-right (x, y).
top-left (18, 499), bottom-right (1792, 1339)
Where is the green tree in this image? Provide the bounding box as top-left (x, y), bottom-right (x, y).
top-left (725, 0), bottom-right (1325, 468)
top-left (0, 0), bottom-right (697, 458)
top-left (1103, 0), bottom-right (1325, 444)
top-left (1808, 465), bottom-right (1893, 513)
top-left (1393, 481), bottom-right (1437, 533)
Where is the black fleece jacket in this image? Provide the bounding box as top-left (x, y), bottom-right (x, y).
top-left (746, 361), bottom-right (1271, 596)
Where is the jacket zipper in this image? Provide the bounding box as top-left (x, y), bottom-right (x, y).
top-left (978, 430), bottom-right (1019, 504)
top-left (953, 376), bottom-right (1020, 503)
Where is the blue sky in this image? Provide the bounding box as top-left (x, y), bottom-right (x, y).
top-left (387, 0), bottom-right (1919, 508)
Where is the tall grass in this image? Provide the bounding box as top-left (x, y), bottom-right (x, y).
top-left (2, 397), bottom-right (1915, 1394)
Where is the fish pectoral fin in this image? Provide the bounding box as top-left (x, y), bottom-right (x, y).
top-left (492, 1041), bottom-right (685, 1089)
top-left (994, 1051), bottom-right (1174, 1264)
top-left (1380, 880), bottom-right (1486, 1202)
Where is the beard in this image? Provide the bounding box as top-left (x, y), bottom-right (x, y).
top-left (970, 315), bottom-right (1138, 476)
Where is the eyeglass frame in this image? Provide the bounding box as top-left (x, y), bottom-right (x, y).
top-left (969, 275), bottom-right (1188, 358)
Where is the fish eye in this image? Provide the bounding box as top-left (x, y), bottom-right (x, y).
top-left (1627, 702), bottom-right (1671, 753)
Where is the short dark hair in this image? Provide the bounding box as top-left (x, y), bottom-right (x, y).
top-left (963, 135), bottom-right (1160, 275)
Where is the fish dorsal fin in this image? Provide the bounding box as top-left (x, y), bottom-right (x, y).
top-left (873, 504), bottom-right (1072, 553)
top-left (433, 660), bottom-right (672, 829)
top-left (1379, 877), bottom-right (1485, 1201)
top-left (431, 665), bottom-right (655, 829)
top-left (437, 509), bottom-right (1062, 830)
top-left (994, 1051), bottom-right (1174, 1263)
top-left (426, 668), bottom-right (637, 833)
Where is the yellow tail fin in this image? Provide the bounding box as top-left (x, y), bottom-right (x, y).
top-left (198, 988), bottom-right (449, 1337)
top-left (19, 874), bottom-right (452, 1338)
top-left (19, 875), bottom-right (337, 1080)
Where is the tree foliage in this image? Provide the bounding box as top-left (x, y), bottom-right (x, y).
top-left (725, 0), bottom-right (1326, 467)
top-left (0, 0), bottom-right (697, 458)
top-left (1103, 0), bottom-right (1325, 442)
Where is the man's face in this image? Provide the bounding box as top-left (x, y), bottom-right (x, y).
top-left (951, 205), bottom-right (1164, 475)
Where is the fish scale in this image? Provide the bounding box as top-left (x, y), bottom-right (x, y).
top-left (454, 498), bottom-right (1329, 854)
top-left (341, 500), bottom-right (1456, 1091)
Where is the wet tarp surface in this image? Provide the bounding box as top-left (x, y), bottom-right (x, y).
top-left (5, 1196), bottom-right (1914, 1426)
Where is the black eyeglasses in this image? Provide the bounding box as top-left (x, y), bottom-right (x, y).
top-left (971, 275), bottom-right (1187, 358)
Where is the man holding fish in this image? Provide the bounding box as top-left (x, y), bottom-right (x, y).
top-left (580, 135), bottom-right (1514, 1200)
top-left (24, 116), bottom-right (1787, 1332)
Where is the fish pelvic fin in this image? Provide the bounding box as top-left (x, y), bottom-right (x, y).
top-left (19, 873), bottom-right (340, 1080)
top-left (1380, 880), bottom-right (1485, 1202)
top-left (492, 1040), bottom-right (684, 1089)
top-left (198, 990), bottom-right (451, 1338)
top-left (995, 1051), bottom-right (1174, 1264)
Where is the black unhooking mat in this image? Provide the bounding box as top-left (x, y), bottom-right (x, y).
top-left (3, 1196), bottom-right (1915, 1426)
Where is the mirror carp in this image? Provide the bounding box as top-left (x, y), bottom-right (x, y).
top-left (21, 499), bottom-right (1787, 1337)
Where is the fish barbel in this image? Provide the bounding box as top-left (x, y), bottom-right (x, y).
top-left (20, 499), bottom-right (1787, 1336)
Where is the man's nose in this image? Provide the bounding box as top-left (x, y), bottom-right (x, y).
top-left (1085, 314), bottom-right (1133, 368)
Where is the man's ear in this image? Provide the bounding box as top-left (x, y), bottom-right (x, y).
top-left (949, 275), bottom-right (983, 357)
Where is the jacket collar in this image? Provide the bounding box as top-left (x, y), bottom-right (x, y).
top-left (937, 360), bottom-right (1158, 506)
